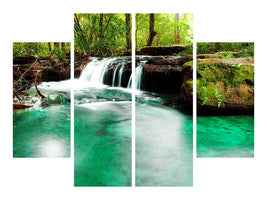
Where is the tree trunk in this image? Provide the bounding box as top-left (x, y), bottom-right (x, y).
top-left (125, 14), bottom-right (131, 50)
top-left (54, 42), bottom-right (59, 53)
top-left (48, 42), bottom-right (51, 52)
top-left (146, 14), bottom-right (157, 47)
top-left (88, 14), bottom-right (93, 43)
top-left (174, 13), bottom-right (181, 44)
top-left (135, 14), bottom-right (138, 48)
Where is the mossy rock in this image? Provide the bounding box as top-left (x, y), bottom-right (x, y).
top-left (197, 57), bottom-right (254, 114)
top-left (181, 60), bottom-right (193, 70)
top-left (179, 61), bottom-right (193, 105)
top-left (197, 54), bottom-right (219, 59)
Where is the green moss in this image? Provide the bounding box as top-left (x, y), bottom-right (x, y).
top-left (197, 59), bottom-right (254, 108)
top-left (197, 61), bottom-right (254, 88)
top-left (186, 80), bottom-right (193, 89)
top-left (182, 61), bottom-right (193, 70)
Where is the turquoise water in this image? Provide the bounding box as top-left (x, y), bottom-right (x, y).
top-left (13, 104), bottom-right (70, 158)
top-left (74, 86), bottom-right (132, 186)
top-left (13, 81), bottom-right (71, 158)
top-left (197, 115), bottom-right (254, 157)
top-left (135, 92), bottom-right (193, 186)
top-left (74, 88), bottom-right (193, 187)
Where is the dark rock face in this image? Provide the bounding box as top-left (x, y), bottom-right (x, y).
top-left (140, 56), bottom-right (192, 94)
top-left (197, 103), bottom-right (254, 116)
top-left (146, 55), bottom-right (192, 66)
top-left (138, 46), bottom-right (186, 56)
top-left (179, 62), bottom-right (193, 107)
top-left (13, 55), bottom-right (37, 64)
top-left (40, 67), bottom-right (61, 82)
top-left (141, 64), bottom-right (183, 94)
top-left (103, 57), bottom-right (132, 87)
top-left (40, 67), bottom-right (70, 82)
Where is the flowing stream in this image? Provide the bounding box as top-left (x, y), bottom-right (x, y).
top-left (13, 83), bottom-right (71, 158)
top-left (13, 56), bottom-right (193, 186)
top-left (74, 57), bottom-right (193, 186)
top-left (74, 57), bottom-right (132, 186)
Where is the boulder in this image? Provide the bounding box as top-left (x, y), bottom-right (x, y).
top-left (179, 61), bottom-right (193, 106)
top-left (137, 45), bottom-right (187, 56)
top-left (196, 57), bottom-right (254, 115)
top-left (140, 56), bottom-right (192, 94)
top-left (146, 55), bottom-right (192, 66)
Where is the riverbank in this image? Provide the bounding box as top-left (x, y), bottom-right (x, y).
top-left (13, 55), bottom-right (70, 110)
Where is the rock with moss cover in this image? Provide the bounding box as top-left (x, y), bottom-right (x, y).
top-left (179, 61), bottom-right (193, 107)
top-left (197, 57), bottom-right (254, 115)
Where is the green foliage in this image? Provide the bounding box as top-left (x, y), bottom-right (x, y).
top-left (13, 42), bottom-right (70, 60)
top-left (197, 61), bottom-right (254, 107)
top-left (198, 62), bottom-right (254, 88)
top-left (136, 13), bottom-right (193, 49)
top-left (197, 42), bottom-right (254, 57)
top-left (219, 52), bottom-right (235, 59)
top-left (74, 13), bottom-right (129, 57)
top-left (197, 81), bottom-right (225, 107)
top-left (177, 45), bottom-right (193, 56)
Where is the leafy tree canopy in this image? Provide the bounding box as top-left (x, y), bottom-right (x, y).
top-left (74, 13), bottom-right (131, 57)
top-left (136, 13), bottom-right (193, 49)
top-left (13, 42), bottom-right (70, 60)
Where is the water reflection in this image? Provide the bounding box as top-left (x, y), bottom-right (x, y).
top-left (13, 104), bottom-right (70, 158)
top-left (37, 138), bottom-right (68, 157)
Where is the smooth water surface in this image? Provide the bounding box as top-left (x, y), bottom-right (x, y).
top-left (197, 115), bottom-right (254, 157)
top-left (135, 92), bottom-right (193, 186)
top-left (13, 98), bottom-right (70, 158)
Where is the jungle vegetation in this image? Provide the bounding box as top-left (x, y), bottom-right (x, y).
top-left (74, 13), bottom-right (193, 57)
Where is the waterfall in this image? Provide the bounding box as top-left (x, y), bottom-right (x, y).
top-left (78, 56), bottom-right (145, 89)
top-left (117, 61), bottom-right (124, 87)
top-left (79, 58), bottom-right (115, 85)
top-left (112, 65), bottom-right (119, 87)
top-left (127, 61), bottom-right (146, 90)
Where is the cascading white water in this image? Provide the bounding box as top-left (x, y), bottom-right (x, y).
top-left (127, 61), bottom-right (146, 90)
top-left (117, 61), bottom-right (124, 87)
top-left (112, 65), bottom-right (119, 87)
top-left (79, 58), bottom-right (115, 85)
